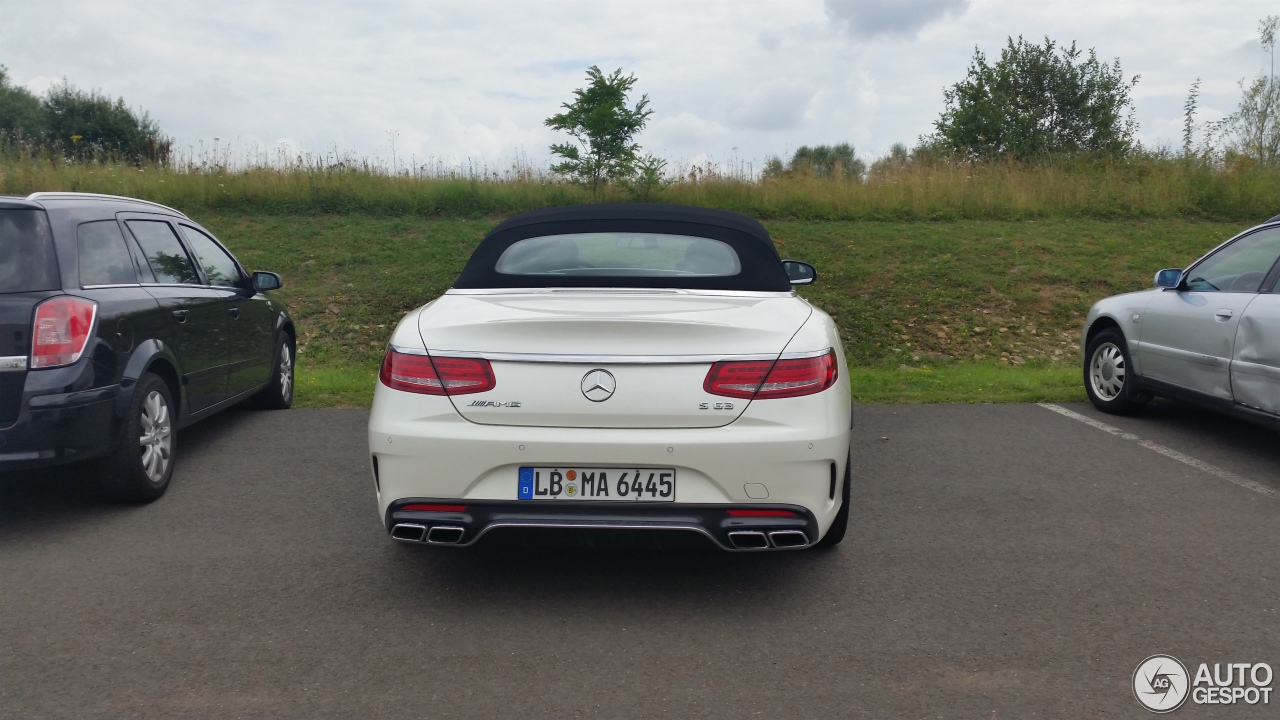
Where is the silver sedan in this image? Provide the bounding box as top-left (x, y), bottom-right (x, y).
top-left (1082, 218), bottom-right (1280, 426)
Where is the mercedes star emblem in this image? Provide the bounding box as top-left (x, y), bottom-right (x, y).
top-left (580, 369), bottom-right (616, 402)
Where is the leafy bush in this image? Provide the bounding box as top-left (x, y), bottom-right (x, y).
top-left (0, 66), bottom-right (42, 140)
top-left (932, 37), bottom-right (1138, 160)
top-left (765, 143), bottom-right (865, 181)
top-left (0, 66), bottom-right (170, 163)
top-left (42, 81), bottom-right (170, 163)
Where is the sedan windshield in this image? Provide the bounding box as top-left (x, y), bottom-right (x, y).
top-left (495, 233), bottom-right (741, 277)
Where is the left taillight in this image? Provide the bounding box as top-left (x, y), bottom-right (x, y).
top-left (379, 349), bottom-right (495, 396)
top-left (704, 349), bottom-right (838, 400)
top-left (31, 296), bottom-right (98, 369)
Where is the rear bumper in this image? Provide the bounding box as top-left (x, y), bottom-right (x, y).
top-left (368, 379), bottom-right (852, 543)
top-left (0, 386), bottom-right (121, 471)
top-left (385, 499), bottom-right (819, 551)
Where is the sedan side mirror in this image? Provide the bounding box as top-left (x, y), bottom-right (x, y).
top-left (782, 260), bottom-right (817, 285)
top-left (252, 271), bottom-right (284, 292)
top-left (1154, 268), bottom-right (1183, 289)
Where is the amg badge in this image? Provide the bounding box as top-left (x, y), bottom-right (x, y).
top-left (468, 400), bottom-right (522, 408)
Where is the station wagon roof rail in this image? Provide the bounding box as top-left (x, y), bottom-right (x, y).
top-left (26, 191), bottom-right (189, 219)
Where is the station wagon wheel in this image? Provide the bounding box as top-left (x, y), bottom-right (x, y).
top-left (100, 372), bottom-right (178, 503)
top-left (278, 343), bottom-right (293, 403)
top-left (253, 334), bottom-right (295, 410)
top-left (138, 389), bottom-right (173, 483)
top-left (1083, 328), bottom-right (1148, 415)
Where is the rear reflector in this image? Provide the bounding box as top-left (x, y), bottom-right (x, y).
top-left (379, 349), bottom-right (495, 396)
top-left (726, 509), bottom-right (798, 517)
top-left (400, 503), bottom-right (467, 512)
top-left (31, 296), bottom-right (97, 369)
top-left (704, 349), bottom-right (837, 400)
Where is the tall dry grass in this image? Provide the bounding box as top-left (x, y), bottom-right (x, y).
top-left (2, 146), bottom-right (1279, 220)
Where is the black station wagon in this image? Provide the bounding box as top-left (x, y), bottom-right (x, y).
top-left (0, 192), bottom-right (295, 501)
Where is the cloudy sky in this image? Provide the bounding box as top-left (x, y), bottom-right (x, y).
top-left (2, 0), bottom-right (1276, 170)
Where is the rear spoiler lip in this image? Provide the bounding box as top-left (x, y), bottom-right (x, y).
top-left (396, 345), bottom-right (832, 366)
top-left (445, 287), bottom-right (796, 298)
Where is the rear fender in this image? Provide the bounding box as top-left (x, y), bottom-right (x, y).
top-left (118, 339), bottom-right (186, 420)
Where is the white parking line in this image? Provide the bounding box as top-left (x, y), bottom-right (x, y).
top-left (1038, 403), bottom-right (1280, 500)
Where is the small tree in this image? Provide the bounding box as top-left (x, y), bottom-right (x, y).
top-left (1182, 78), bottom-right (1201, 157)
top-left (0, 65), bottom-right (44, 141)
top-left (545, 66), bottom-right (652, 189)
top-left (1218, 17), bottom-right (1280, 164)
top-left (932, 36), bottom-right (1139, 160)
top-left (619, 154), bottom-right (669, 202)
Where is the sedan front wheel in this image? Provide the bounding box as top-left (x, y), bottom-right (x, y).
top-left (1084, 328), bottom-right (1148, 415)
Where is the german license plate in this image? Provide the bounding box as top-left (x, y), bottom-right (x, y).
top-left (518, 467), bottom-right (675, 501)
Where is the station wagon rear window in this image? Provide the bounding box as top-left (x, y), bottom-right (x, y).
top-left (0, 209), bottom-right (59, 294)
top-left (78, 221), bottom-right (137, 286)
top-left (495, 233), bottom-right (741, 277)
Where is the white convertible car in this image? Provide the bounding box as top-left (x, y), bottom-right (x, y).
top-left (368, 204), bottom-right (851, 551)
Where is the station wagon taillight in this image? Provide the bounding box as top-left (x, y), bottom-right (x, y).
top-left (31, 296), bottom-right (98, 369)
top-left (703, 349), bottom-right (837, 400)
top-left (379, 349), bottom-right (495, 395)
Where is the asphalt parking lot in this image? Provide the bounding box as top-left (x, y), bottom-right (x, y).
top-left (2, 401), bottom-right (1277, 718)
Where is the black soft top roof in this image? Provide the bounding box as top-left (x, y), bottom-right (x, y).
top-left (488, 203), bottom-right (778, 254)
top-left (455, 203), bottom-right (791, 291)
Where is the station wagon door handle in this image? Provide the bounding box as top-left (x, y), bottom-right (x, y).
top-left (171, 310), bottom-right (188, 323)
top-left (1215, 308), bottom-right (1234, 320)
top-left (227, 307), bottom-right (240, 319)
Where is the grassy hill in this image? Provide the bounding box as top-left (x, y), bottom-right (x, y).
top-left (186, 213), bottom-right (1245, 407)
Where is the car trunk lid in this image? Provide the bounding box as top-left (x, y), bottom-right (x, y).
top-left (417, 290), bottom-right (811, 428)
top-left (0, 208), bottom-right (59, 426)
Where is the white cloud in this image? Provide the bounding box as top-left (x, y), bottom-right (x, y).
top-left (825, 0), bottom-right (970, 38)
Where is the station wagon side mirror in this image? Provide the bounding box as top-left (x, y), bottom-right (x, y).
top-left (782, 260), bottom-right (817, 285)
top-left (1154, 268), bottom-right (1183, 289)
top-left (252, 271), bottom-right (284, 292)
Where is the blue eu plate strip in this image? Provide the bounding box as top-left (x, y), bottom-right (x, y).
top-left (518, 467), bottom-right (534, 500)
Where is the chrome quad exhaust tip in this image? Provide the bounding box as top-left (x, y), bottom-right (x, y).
top-left (767, 530), bottom-right (809, 548)
top-left (390, 523), bottom-right (427, 542)
top-left (727, 530), bottom-right (770, 549)
top-left (425, 525), bottom-right (465, 544)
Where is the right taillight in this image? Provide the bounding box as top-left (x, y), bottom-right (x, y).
top-left (379, 349), bottom-right (495, 395)
top-left (704, 349), bottom-right (837, 400)
top-left (31, 296), bottom-right (98, 369)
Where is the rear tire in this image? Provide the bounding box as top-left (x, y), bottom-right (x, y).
top-left (815, 451), bottom-right (851, 549)
top-left (1084, 328), bottom-right (1148, 415)
top-left (253, 335), bottom-right (294, 410)
top-left (100, 373), bottom-right (176, 503)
